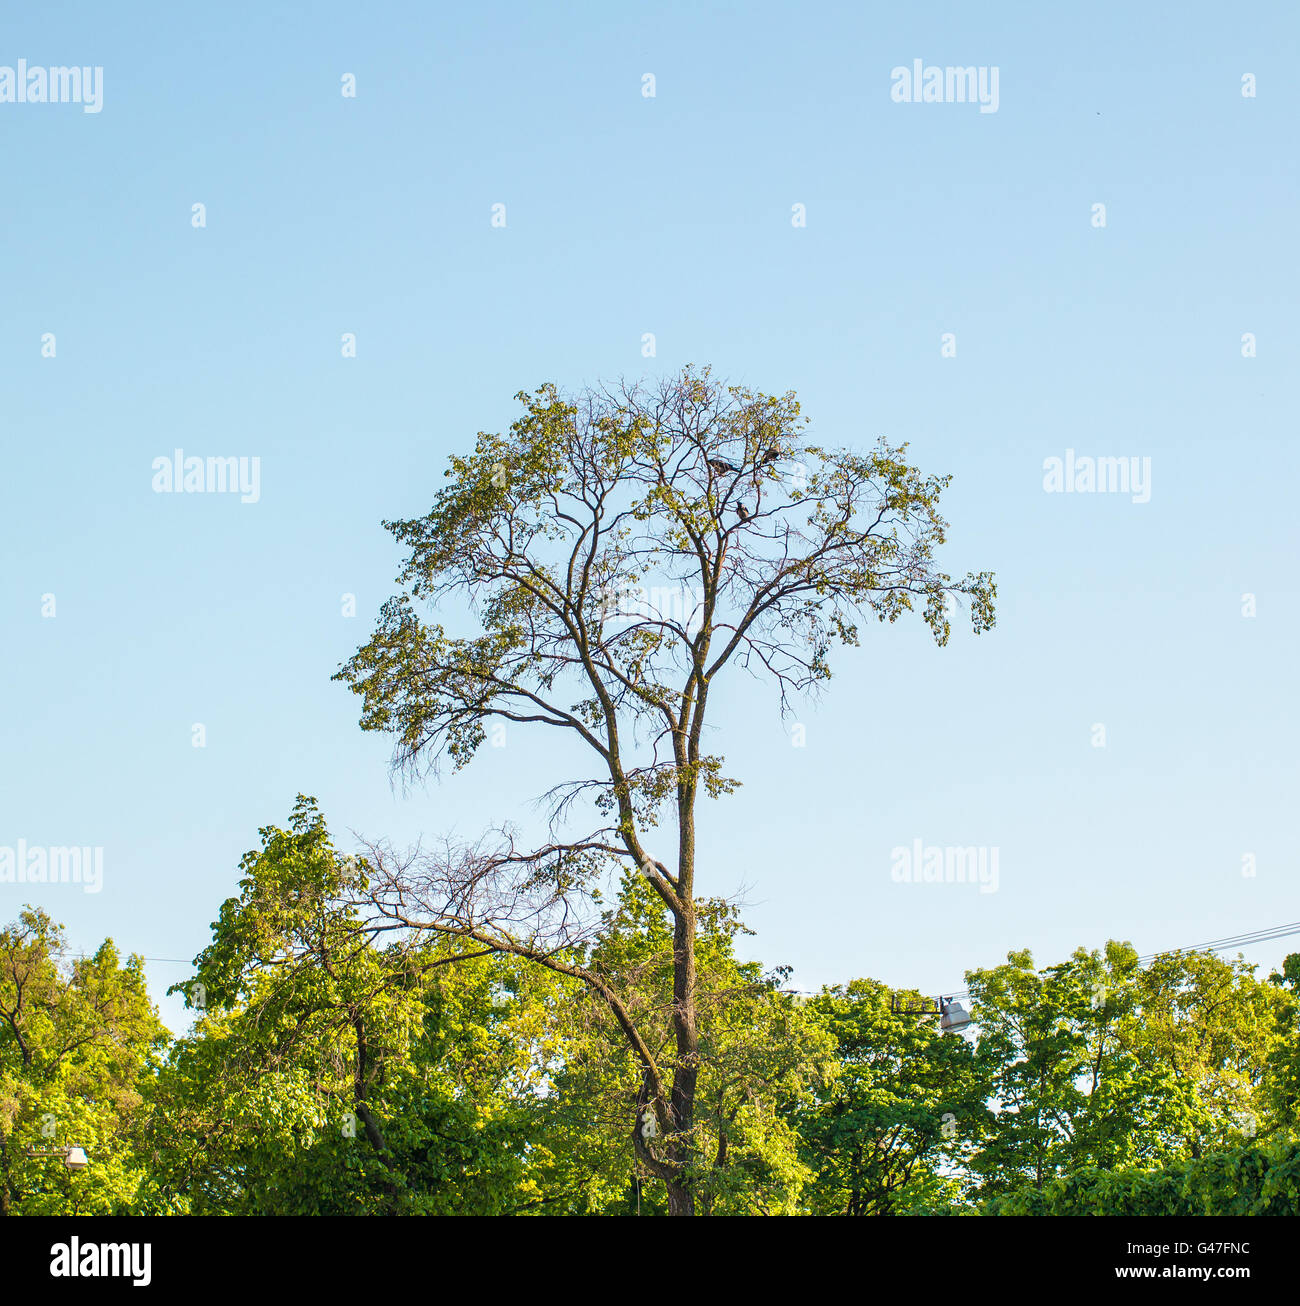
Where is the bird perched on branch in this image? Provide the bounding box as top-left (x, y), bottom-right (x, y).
top-left (706, 457), bottom-right (737, 475)
top-left (736, 503), bottom-right (751, 521)
top-left (759, 449), bottom-right (781, 466)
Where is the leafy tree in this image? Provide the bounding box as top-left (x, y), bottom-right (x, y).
top-left (520, 873), bottom-right (834, 1215)
top-left (1118, 949), bottom-right (1291, 1156)
top-left (790, 979), bottom-right (988, 1214)
top-left (967, 944), bottom-right (1290, 1199)
top-left (967, 946), bottom-right (1128, 1195)
top-left (0, 908), bottom-right (166, 1215)
top-left (142, 798), bottom-right (558, 1215)
top-left (336, 365), bottom-right (994, 1213)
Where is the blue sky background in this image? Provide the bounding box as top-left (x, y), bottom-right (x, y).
top-left (1, 2), bottom-right (1296, 1031)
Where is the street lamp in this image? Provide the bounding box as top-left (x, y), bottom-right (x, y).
top-left (26, 1146), bottom-right (89, 1172)
top-left (939, 998), bottom-right (971, 1034)
top-left (891, 993), bottom-right (973, 1034)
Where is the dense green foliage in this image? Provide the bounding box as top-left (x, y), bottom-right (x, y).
top-left (788, 979), bottom-right (987, 1215)
top-left (5, 841), bottom-right (1296, 1215)
top-left (964, 943), bottom-right (1291, 1199)
top-left (985, 1138), bottom-right (1300, 1215)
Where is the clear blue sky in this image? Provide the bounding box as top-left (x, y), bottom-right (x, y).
top-left (2, 2), bottom-right (1296, 1031)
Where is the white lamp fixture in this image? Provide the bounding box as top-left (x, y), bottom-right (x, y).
top-left (939, 998), bottom-right (971, 1034)
top-left (25, 1145), bottom-right (89, 1172)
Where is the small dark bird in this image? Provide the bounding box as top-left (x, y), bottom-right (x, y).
top-left (707, 458), bottom-right (737, 475)
top-left (736, 503), bottom-right (750, 521)
top-left (759, 449), bottom-right (780, 465)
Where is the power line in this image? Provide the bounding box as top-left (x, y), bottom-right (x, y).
top-left (938, 919), bottom-right (1300, 1003)
top-left (1136, 921), bottom-right (1300, 965)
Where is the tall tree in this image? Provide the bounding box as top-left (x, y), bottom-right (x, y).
top-left (337, 365), bottom-right (995, 1214)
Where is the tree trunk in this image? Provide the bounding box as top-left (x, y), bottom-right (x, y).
top-left (665, 842), bottom-right (699, 1214)
top-left (666, 1180), bottom-right (695, 1217)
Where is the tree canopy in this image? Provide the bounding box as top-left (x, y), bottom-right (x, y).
top-left (333, 366), bottom-right (994, 1213)
top-left (8, 880), bottom-right (1296, 1216)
